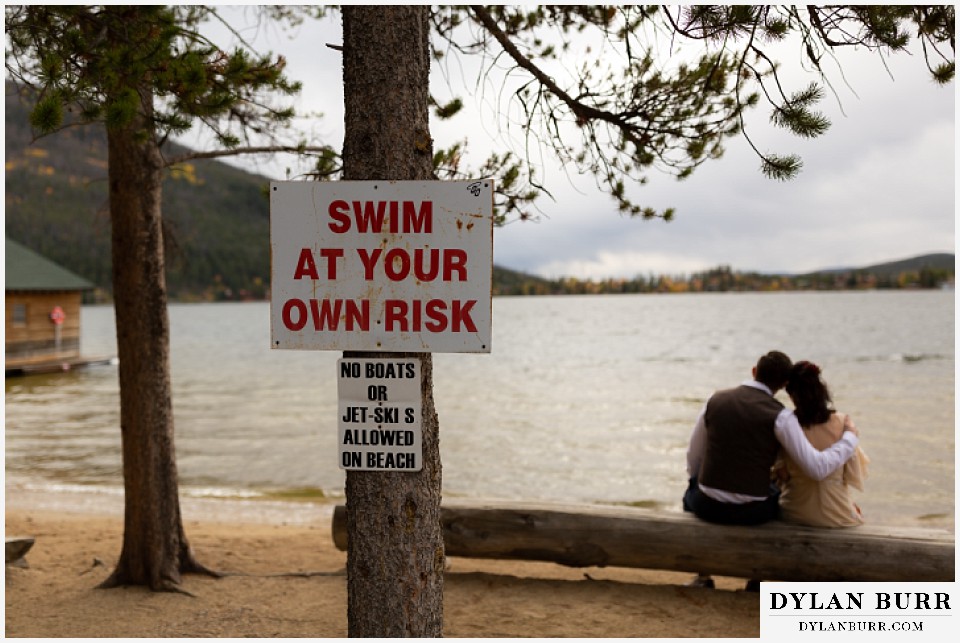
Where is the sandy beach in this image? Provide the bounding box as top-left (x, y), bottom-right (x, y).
top-left (4, 487), bottom-right (760, 638)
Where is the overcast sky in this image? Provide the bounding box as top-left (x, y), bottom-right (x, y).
top-left (195, 7), bottom-right (955, 280)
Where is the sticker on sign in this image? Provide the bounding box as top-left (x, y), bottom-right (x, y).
top-left (270, 180), bottom-right (494, 353)
top-left (337, 358), bottom-right (422, 471)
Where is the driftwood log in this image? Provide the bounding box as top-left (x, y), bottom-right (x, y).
top-left (332, 500), bottom-right (954, 582)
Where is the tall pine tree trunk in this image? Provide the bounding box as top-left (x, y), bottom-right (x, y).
top-left (341, 6), bottom-right (444, 636)
top-left (99, 84), bottom-right (210, 592)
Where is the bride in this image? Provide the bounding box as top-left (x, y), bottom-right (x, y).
top-left (775, 361), bottom-right (869, 527)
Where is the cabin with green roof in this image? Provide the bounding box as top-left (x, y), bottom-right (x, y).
top-left (5, 238), bottom-right (94, 373)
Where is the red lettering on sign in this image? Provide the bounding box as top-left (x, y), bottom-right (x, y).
top-left (413, 248), bottom-right (439, 281)
top-left (400, 201), bottom-right (432, 234)
top-left (319, 248), bottom-right (344, 279)
top-left (294, 248), bottom-right (343, 280)
top-left (328, 200), bottom-right (351, 233)
top-left (282, 298), bottom-right (370, 331)
top-left (310, 299), bottom-right (337, 330)
top-left (408, 299), bottom-right (445, 331)
top-left (425, 299), bottom-right (447, 332)
top-left (451, 299), bottom-right (477, 332)
top-left (384, 300), bottom-right (408, 332)
top-left (345, 300), bottom-right (371, 331)
top-left (294, 248), bottom-right (318, 280)
top-left (354, 201), bottom-right (387, 233)
top-left (358, 248), bottom-right (382, 280)
top-left (282, 299), bottom-right (308, 330)
top-left (443, 249), bottom-right (467, 281)
top-left (327, 200), bottom-right (434, 234)
top-left (356, 247), bottom-right (467, 282)
top-left (384, 248), bottom-right (410, 281)
top-left (383, 299), bottom-right (478, 333)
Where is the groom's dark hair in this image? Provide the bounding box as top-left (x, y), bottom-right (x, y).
top-left (755, 350), bottom-right (793, 392)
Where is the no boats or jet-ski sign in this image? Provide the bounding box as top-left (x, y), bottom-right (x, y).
top-left (337, 358), bottom-right (422, 471)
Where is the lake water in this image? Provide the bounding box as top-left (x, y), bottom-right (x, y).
top-left (4, 291), bottom-right (954, 530)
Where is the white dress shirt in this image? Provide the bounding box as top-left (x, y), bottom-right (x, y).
top-left (686, 380), bottom-right (859, 504)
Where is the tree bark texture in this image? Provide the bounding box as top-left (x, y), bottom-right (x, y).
top-left (341, 6), bottom-right (444, 637)
top-left (99, 84), bottom-right (206, 592)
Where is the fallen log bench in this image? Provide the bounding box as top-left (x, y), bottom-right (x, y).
top-left (331, 500), bottom-right (954, 583)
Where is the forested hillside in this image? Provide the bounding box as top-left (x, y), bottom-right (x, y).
top-left (5, 83), bottom-right (272, 301)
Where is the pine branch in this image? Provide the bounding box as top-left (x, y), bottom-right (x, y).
top-left (163, 145), bottom-right (333, 168)
top-left (468, 5), bottom-right (628, 135)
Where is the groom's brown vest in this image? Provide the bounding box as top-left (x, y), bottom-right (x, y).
top-left (699, 385), bottom-right (783, 497)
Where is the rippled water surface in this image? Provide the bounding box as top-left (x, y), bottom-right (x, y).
top-left (5, 290), bottom-right (954, 528)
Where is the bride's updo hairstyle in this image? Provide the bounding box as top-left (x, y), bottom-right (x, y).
top-left (785, 361), bottom-right (834, 427)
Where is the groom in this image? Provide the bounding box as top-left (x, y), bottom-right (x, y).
top-left (682, 350), bottom-right (859, 587)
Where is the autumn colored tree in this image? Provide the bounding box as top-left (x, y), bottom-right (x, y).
top-left (4, 5), bottom-right (315, 592)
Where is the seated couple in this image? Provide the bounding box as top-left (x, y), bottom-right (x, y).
top-left (683, 351), bottom-right (869, 589)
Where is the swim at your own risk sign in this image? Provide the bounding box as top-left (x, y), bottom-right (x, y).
top-left (269, 180), bottom-right (494, 353)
